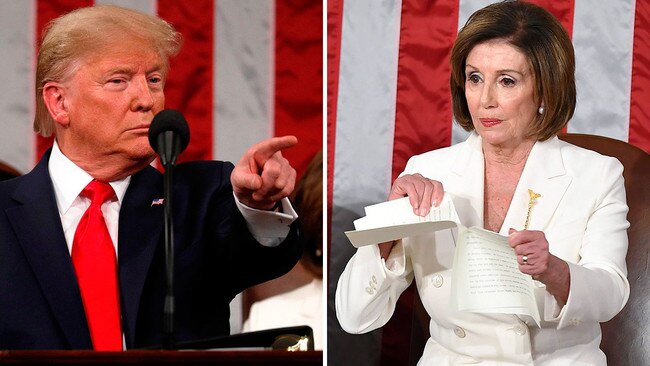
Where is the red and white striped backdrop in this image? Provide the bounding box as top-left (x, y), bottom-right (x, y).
top-left (327, 0), bottom-right (649, 364)
top-left (0, 0), bottom-right (322, 181)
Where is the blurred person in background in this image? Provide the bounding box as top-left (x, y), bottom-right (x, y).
top-left (243, 150), bottom-right (323, 349)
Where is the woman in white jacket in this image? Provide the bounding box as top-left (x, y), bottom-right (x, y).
top-left (335, 1), bottom-right (629, 365)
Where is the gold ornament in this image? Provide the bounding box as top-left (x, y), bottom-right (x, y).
top-left (524, 189), bottom-right (541, 230)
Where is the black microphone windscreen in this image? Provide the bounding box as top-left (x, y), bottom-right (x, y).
top-left (149, 109), bottom-right (190, 153)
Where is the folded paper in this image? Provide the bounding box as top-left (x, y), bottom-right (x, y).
top-left (345, 194), bottom-right (541, 326)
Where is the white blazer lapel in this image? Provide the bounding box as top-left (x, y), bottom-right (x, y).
top-left (499, 137), bottom-right (572, 235)
top-left (449, 133), bottom-right (485, 228)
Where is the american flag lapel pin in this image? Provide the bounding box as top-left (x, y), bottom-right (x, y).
top-left (151, 198), bottom-right (164, 206)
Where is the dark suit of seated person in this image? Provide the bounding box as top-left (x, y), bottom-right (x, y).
top-left (0, 5), bottom-right (302, 351)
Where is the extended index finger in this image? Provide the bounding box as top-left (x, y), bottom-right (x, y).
top-left (251, 135), bottom-right (298, 161)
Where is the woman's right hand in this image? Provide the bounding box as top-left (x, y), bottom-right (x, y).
top-left (379, 174), bottom-right (444, 259)
top-left (389, 173), bottom-right (444, 216)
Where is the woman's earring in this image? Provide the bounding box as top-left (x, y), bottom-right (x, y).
top-left (538, 106), bottom-right (545, 115)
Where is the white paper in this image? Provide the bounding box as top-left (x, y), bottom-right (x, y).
top-left (452, 226), bottom-right (541, 326)
top-left (344, 194), bottom-right (541, 325)
top-left (345, 195), bottom-right (460, 247)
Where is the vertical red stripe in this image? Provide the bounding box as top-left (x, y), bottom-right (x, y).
top-left (629, 2), bottom-right (650, 153)
top-left (327, 0), bottom-right (344, 254)
top-left (157, 0), bottom-right (214, 163)
top-left (382, 1), bottom-right (459, 363)
top-left (35, 0), bottom-right (93, 164)
top-left (390, 0), bottom-right (458, 182)
top-left (274, 0), bottom-right (323, 180)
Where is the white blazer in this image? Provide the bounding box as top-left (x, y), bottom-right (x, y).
top-left (243, 279), bottom-right (323, 350)
top-left (336, 133), bottom-right (629, 365)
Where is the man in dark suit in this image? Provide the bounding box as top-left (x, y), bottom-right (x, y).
top-left (0, 5), bottom-right (302, 350)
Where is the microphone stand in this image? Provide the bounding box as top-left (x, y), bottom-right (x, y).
top-left (157, 132), bottom-right (180, 350)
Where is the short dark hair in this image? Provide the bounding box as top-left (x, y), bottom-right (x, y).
top-left (450, 1), bottom-right (575, 141)
top-left (292, 150), bottom-right (322, 277)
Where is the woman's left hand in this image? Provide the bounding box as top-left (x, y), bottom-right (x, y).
top-left (509, 228), bottom-right (570, 305)
top-left (508, 228), bottom-right (550, 277)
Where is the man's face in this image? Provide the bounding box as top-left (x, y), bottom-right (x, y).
top-left (61, 38), bottom-right (166, 166)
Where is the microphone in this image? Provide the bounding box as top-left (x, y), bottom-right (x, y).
top-left (148, 109), bottom-right (190, 167)
top-left (148, 109), bottom-right (190, 350)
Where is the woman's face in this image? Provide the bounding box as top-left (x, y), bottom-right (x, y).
top-left (464, 39), bottom-right (539, 149)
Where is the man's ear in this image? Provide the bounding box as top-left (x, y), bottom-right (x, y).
top-left (42, 82), bottom-right (70, 127)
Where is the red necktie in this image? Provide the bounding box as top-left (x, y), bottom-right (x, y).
top-left (71, 180), bottom-right (122, 351)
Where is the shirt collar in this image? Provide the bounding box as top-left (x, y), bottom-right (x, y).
top-left (48, 141), bottom-right (131, 215)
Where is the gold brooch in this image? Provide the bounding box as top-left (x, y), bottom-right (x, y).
top-left (524, 189), bottom-right (541, 230)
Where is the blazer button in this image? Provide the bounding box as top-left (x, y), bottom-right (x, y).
top-left (453, 326), bottom-right (466, 338)
top-left (432, 275), bottom-right (444, 288)
top-left (365, 275), bottom-right (378, 295)
top-left (513, 323), bottom-right (527, 336)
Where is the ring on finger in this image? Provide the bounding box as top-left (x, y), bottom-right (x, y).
top-left (522, 255), bottom-right (529, 265)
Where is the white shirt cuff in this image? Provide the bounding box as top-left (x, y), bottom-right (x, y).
top-left (234, 193), bottom-right (298, 247)
top-left (383, 240), bottom-right (406, 276)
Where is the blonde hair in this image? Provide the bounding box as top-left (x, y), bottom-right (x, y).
top-left (450, 1), bottom-right (575, 141)
top-left (34, 5), bottom-right (182, 137)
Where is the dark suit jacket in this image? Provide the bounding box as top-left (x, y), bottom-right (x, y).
top-left (0, 150), bottom-right (302, 349)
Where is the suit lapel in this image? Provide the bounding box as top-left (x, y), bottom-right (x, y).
top-left (117, 165), bottom-right (163, 347)
top-left (449, 134), bottom-right (572, 234)
top-left (5, 151), bottom-right (92, 348)
top-left (500, 137), bottom-right (572, 235)
top-left (449, 133), bottom-right (485, 228)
